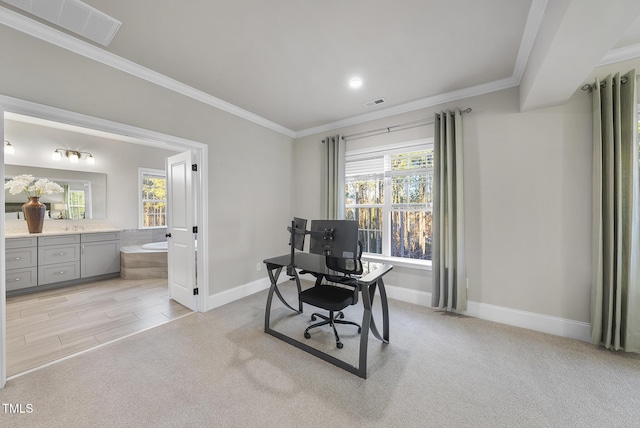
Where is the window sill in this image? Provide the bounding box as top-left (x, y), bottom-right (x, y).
top-left (361, 254), bottom-right (432, 271)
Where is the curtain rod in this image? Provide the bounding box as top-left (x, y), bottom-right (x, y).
top-left (580, 74), bottom-right (640, 92)
top-left (341, 108), bottom-right (472, 142)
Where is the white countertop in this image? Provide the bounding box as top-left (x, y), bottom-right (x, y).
top-left (5, 228), bottom-right (121, 238)
top-left (5, 219), bottom-right (121, 238)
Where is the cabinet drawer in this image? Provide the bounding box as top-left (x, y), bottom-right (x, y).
top-left (81, 232), bottom-right (120, 243)
top-left (6, 267), bottom-right (38, 291)
top-left (6, 237), bottom-right (38, 249)
top-left (38, 234), bottom-right (80, 247)
top-left (38, 261), bottom-right (80, 285)
top-left (39, 244), bottom-right (80, 265)
top-left (6, 247), bottom-right (37, 270)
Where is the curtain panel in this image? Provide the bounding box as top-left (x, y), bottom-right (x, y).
top-left (323, 134), bottom-right (345, 220)
top-left (591, 70), bottom-right (640, 352)
top-left (432, 109), bottom-right (467, 312)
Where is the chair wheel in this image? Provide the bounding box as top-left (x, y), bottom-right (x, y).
top-left (304, 332), bottom-right (311, 339)
top-left (311, 315), bottom-right (317, 321)
top-left (337, 342), bottom-right (343, 349)
top-left (357, 327), bottom-right (362, 333)
top-left (338, 313), bottom-right (344, 319)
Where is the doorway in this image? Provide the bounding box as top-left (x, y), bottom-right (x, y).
top-left (0, 98), bottom-right (209, 387)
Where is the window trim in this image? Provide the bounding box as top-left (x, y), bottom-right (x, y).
top-left (138, 167), bottom-right (167, 230)
top-left (346, 138), bottom-right (434, 269)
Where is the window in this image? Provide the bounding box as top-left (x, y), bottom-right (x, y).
top-left (345, 140), bottom-right (433, 263)
top-left (139, 168), bottom-right (167, 229)
top-left (67, 190), bottom-right (86, 219)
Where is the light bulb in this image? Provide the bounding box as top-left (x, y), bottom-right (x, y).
top-left (4, 142), bottom-right (15, 154)
top-left (86, 154), bottom-right (95, 165)
top-left (349, 77), bottom-right (363, 89)
top-left (52, 150), bottom-right (62, 161)
top-left (69, 151), bottom-right (79, 163)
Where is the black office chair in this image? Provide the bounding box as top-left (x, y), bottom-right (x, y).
top-left (299, 242), bottom-right (363, 349)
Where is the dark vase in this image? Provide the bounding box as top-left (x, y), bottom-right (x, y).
top-left (22, 196), bottom-right (46, 234)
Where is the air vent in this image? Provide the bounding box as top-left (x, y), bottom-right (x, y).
top-left (2, 0), bottom-right (121, 46)
top-left (363, 98), bottom-right (387, 108)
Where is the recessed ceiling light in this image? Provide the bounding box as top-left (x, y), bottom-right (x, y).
top-left (349, 77), bottom-right (363, 89)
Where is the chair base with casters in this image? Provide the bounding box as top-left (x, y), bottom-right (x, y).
top-left (299, 283), bottom-right (361, 349)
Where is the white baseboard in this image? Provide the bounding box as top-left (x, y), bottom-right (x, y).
top-left (383, 284), bottom-right (591, 342)
top-left (207, 277), bottom-right (269, 310)
top-left (208, 278), bottom-right (591, 343)
top-left (464, 300), bottom-right (591, 342)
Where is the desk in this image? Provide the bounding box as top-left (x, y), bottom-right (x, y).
top-left (263, 252), bottom-right (393, 379)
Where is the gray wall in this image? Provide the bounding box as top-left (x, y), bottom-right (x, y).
top-left (294, 87), bottom-right (593, 323)
top-left (0, 25), bottom-right (294, 296)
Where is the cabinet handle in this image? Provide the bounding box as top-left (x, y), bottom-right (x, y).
top-left (13, 257), bottom-right (21, 261)
top-left (14, 278), bottom-right (20, 281)
top-left (57, 271), bottom-right (66, 275)
top-left (57, 252), bottom-right (66, 256)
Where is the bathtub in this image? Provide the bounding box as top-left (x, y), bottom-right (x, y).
top-left (141, 241), bottom-right (168, 251)
top-left (120, 243), bottom-right (168, 279)
top-left (120, 241), bottom-right (196, 279)
top-left (141, 240), bottom-right (197, 251)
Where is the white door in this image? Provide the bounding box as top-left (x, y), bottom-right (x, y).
top-left (166, 151), bottom-right (197, 310)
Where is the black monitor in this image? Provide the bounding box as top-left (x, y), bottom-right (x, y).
top-left (288, 217), bottom-right (307, 251)
top-left (309, 220), bottom-right (359, 259)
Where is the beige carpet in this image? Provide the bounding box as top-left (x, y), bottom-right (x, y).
top-left (1, 283), bottom-right (639, 427)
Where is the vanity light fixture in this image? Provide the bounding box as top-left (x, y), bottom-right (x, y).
top-left (4, 139), bottom-right (15, 154)
top-left (52, 149), bottom-right (95, 164)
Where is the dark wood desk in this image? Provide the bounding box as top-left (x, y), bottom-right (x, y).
top-left (263, 252), bottom-right (393, 378)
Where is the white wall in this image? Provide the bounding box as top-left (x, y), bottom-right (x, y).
top-left (294, 87), bottom-right (593, 324)
top-left (4, 119), bottom-right (178, 229)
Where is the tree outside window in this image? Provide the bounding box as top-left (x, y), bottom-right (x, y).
top-left (345, 142), bottom-right (432, 262)
top-left (139, 169), bottom-right (166, 228)
top-left (67, 190), bottom-right (85, 220)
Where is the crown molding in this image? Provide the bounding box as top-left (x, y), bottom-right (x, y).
top-left (512, 0), bottom-right (548, 82)
top-left (295, 76), bottom-right (520, 138)
top-left (0, 7), bottom-right (297, 138)
top-left (0, 93), bottom-right (202, 150)
top-left (1, 2), bottom-right (555, 140)
top-left (597, 43), bottom-right (640, 67)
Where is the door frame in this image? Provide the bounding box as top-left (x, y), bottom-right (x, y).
top-left (0, 94), bottom-right (210, 388)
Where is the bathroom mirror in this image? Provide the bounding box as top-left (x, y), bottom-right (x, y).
top-left (4, 164), bottom-right (107, 219)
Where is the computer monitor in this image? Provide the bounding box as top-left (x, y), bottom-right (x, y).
top-left (288, 217), bottom-right (307, 251)
top-left (309, 220), bottom-right (359, 259)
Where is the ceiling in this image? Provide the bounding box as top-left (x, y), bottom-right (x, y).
top-left (2, 0), bottom-right (640, 138)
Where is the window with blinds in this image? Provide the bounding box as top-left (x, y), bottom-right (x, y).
top-left (139, 168), bottom-right (167, 229)
top-left (345, 140), bottom-right (433, 261)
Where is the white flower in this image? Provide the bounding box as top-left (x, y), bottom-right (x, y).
top-left (4, 174), bottom-right (64, 197)
top-left (34, 178), bottom-right (64, 195)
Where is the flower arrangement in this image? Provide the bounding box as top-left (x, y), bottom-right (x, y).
top-left (4, 174), bottom-right (64, 198)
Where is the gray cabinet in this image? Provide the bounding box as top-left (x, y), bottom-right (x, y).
top-left (6, 237), bottom-right (38, 291)
top-left (5, 231), bottom-right (121, 294)
top-left (38, 235), bottom-right (80, 285)
top-left (80, 232), bottom-right (121, 277)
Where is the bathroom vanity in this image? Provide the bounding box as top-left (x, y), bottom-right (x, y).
top-left (6, 230), bottom-right (121, 295)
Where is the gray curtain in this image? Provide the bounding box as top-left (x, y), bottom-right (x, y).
top-left (323, 134), bottom-right (345, 220)
top-left (432, 109), bottom-right (467, 311)
top-left (591, 69), bottom-right (640, 352)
